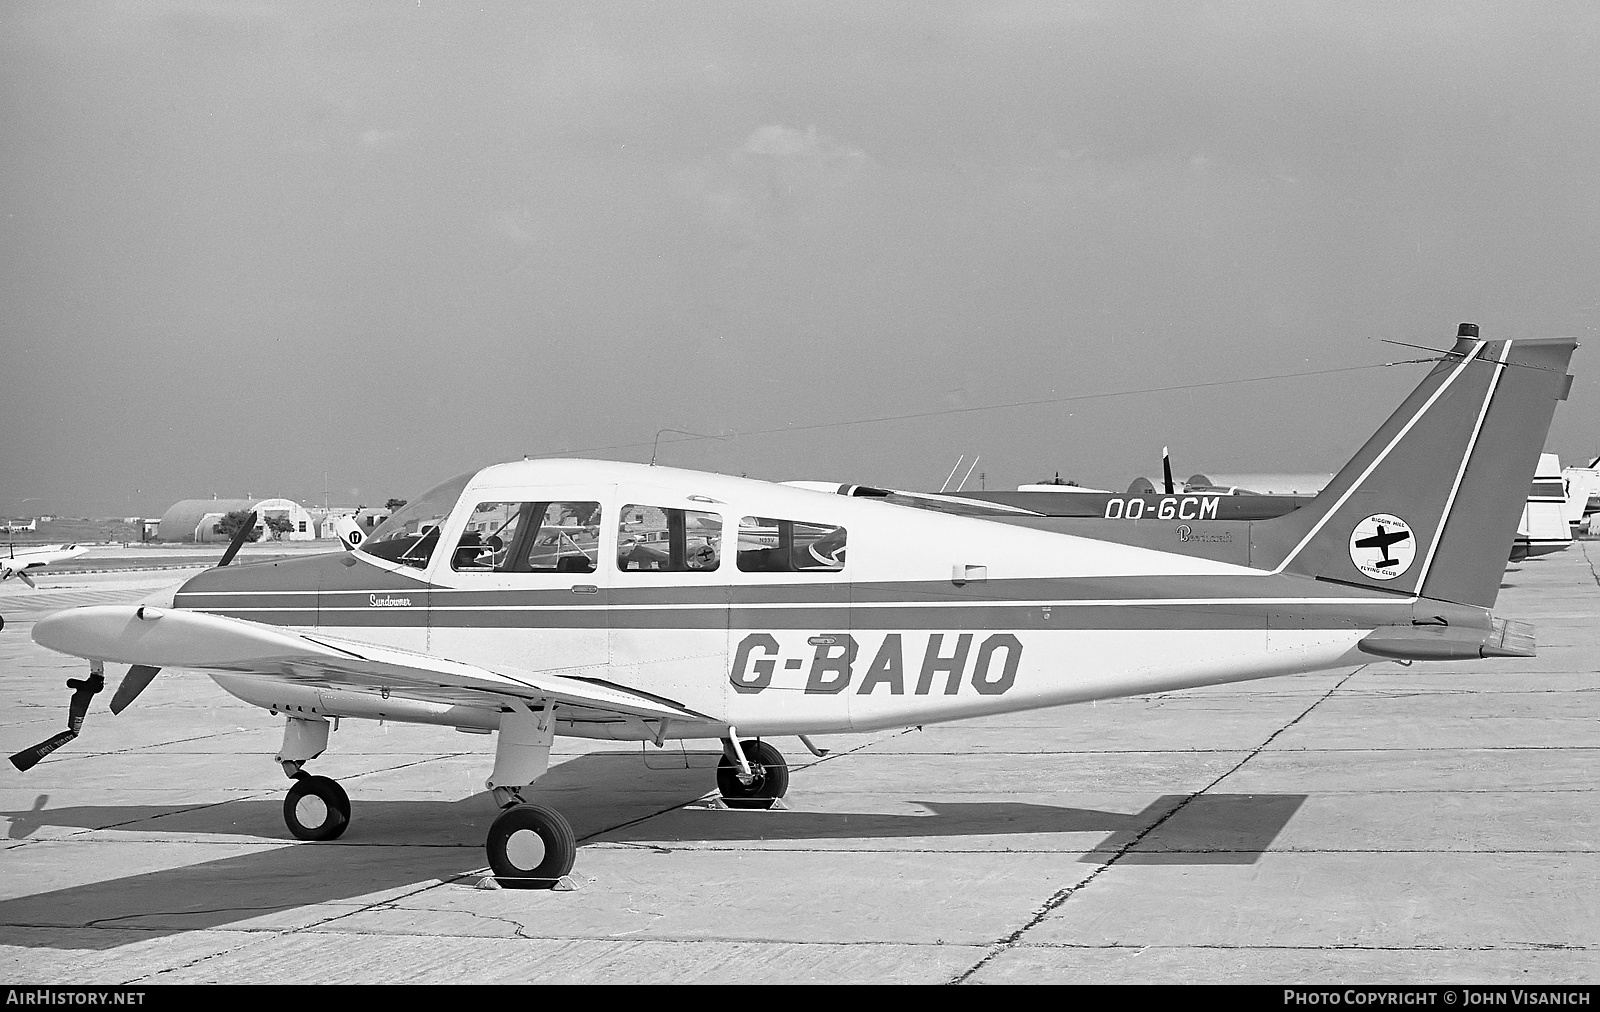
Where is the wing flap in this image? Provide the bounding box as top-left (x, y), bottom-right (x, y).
top-left (33, 605), bottom-right (708, 722)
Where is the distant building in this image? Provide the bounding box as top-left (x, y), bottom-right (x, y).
top-left (352, 506), bottom-right (392, 531)
top-left (1181, 473), bottom-right (1334, 496)
top-left (311, 508), bottom-right (359, 540)
top-left (1016, 473), bottom-right (1112, 494)
top-left (1015, 482), bottom-right (1112, 493)
top-left (156, 497), bottom-right (317, 543)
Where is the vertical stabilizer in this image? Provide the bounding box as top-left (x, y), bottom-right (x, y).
top-left (1252, 325), bottom-right (1576, 608)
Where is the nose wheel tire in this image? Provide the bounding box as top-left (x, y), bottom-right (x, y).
top-left (486, 803), bottom-right (576, 887)
top-left (717, 739), bottom-right (789, 809)
top-left (284, 774), bottom-right (351, 841)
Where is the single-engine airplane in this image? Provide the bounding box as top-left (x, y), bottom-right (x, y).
top-left (9, 324), bottom-right (1577, 888)
top-left (1, 544), bottom-right (89, 588)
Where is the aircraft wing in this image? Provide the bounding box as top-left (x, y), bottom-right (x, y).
top-left (32, 605), bottom-right (711, 722)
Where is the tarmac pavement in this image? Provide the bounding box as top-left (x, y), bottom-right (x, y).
top-left (1, 547), bottom-right (1596, 984)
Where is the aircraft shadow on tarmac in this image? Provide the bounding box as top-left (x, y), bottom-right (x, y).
top-left (0, 753), bottom-right (1304, 950)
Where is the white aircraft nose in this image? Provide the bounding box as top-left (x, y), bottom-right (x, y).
top-left (135, 580), bottom-right (181, 611)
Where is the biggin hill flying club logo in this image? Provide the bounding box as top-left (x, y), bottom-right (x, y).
top-left (1348, 513), bottom-right (1416, 581)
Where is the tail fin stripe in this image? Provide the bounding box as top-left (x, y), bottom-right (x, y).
top-left (1268, 341), bottom-right (1486, 574)
top-left (1411, 340), bottom-right (1512, 589)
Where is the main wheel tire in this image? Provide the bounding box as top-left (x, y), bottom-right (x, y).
top-left (717, 738), bottom-right (789, 809)
top-left (284, 774), bottom-right (351, 841)
top-left (486, 803), bottom-right (576, 887)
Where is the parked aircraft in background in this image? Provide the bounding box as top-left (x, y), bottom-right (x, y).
top-left (10, 325), bottom-right (1577, 889)
top-left (0, 544), bottom-right (89, 589)
top-left (803, 452), bottom-right (1570, 568)
top-left (1512, 452), bottom-right (1572, 560)
top-left (1561, 455), bottom-right (1600, 534)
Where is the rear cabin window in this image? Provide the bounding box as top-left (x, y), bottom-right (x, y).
top-left (737, 517), bottom-right (847, 573)
top-left (618, 506), bottom-right (722, 572)
top-left (451, 501), bottom-right (601, 573)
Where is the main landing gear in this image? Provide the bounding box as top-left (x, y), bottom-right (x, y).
top-left (266, 710), bottom-right (795, 886)
top-left (482, 702), bottom-right (577, 888)
top-left (486, 800), bottom-right (577, 884)
top-left (718, 733), bottom-right (790, 810)
top-left (284, 772), bottom-right (350, 841)
top-left (275, 716), bottom-right (350, 841)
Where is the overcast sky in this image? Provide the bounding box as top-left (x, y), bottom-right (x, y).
top-left (3, 2), bottom-right (1597, 516)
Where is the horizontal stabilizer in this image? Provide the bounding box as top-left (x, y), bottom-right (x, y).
top-left (1357, 617), bottom-right (1536, 661)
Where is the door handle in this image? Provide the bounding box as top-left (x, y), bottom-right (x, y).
top-left (570, 584), bottom-right (599, 595)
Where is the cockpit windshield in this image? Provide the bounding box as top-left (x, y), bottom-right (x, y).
top-left (358, 470), bottom-right (474, 569)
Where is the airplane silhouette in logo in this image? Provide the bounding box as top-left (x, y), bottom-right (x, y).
top-left (1355, 524), bottom-right (1411, 569)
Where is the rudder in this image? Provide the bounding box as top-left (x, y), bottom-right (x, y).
top-left (1252, 324), bottom-right (1576, 608)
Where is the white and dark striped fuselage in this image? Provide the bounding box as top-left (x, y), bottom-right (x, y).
top-left (175, 462), bottom-right (1452, 742)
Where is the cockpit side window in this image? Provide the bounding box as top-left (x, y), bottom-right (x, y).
top-left (737, 517), bottom-right (847, 573)
top-left (618, 506), bottom-right (721, 572)
top-left (519, 501), bottom-right (602, 573)
top-left (359, 471), bottom-right (474, 569)
top-left (450, 501), bottom-right (604, 573)
top-left (451, 502), bottom-right (529, 571)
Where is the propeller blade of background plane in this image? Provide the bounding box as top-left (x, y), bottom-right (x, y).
top-left (1163, 447), bottom-right (1175, 495)
top-left (17, 571), bottom-right (36, 589)
top-left (109, 665), bottom-right (161, 715)
top-left (216, 511), bottom-right (257, 568)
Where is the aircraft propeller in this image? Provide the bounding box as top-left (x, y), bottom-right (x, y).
top-left (1163, 447), bottom-right (1175, 495)
top-left (9, 665), bottom-right (103, 771)
top-left (109, 664), bottom-right (162, 714)
top-left (8, 511), bottom-right (258, 772)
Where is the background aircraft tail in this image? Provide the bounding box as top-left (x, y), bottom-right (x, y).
top-left (1251, 325), bottom-right (1576, 608)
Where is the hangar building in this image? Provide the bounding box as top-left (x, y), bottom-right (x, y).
top-left (157, 497), bottom-right (316, 543)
